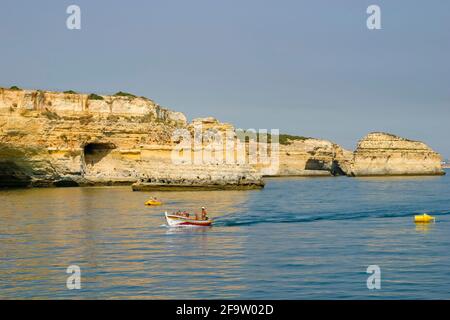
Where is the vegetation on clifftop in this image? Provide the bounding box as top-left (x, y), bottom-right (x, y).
top-left (114, 91), bottom-right (136, 98)
top-left (264, 134), bottom-right (309, 145)
top-left (88, 93), bottom-right (104, 100)
top-left (276, 134), bottom-right (309, 145)
top-left (239, 133), bottom-right (309, 145)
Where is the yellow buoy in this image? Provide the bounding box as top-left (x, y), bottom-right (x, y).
top-left (414, 213), bottom-right (435, 223)
top-left (145, 199), bottom-right (162, 206)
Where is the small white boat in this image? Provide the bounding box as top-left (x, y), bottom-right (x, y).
top-left (165, 212), bottom-right (213, 227)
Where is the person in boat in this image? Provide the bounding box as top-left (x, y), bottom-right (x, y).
top-left (174, 211), bottom-right (189, 218)
top-left (201, 207), bottom-right (208, 220)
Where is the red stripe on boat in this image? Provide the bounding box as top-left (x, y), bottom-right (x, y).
top-left (178, 221), bottom-right (212, 226)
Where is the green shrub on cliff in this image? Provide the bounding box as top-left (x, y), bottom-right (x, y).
top-left (277, 134), bottom-right (309, 145)
top-left (63, 90), bottom-right (78, 94)
top-left (114, 91), bottom-right (136, 98)
top-left (239, 133), bottom-right (309, 145)
top-left (10, 86), bottom-right (22, 91)
top-left (88, 93), bottom-right (104, 100)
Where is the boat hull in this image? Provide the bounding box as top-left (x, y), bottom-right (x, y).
top-left (165, 212), bottom-right (212, 227)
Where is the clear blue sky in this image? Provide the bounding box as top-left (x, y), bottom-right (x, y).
top-left (1, 0), bottom-right (449, 157)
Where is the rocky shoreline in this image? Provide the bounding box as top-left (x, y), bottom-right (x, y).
top-left (0, 87), bottom-right (445, 190)
top-left (131, 181), bottom-right (265, 191)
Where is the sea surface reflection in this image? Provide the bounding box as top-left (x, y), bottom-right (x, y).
top-left (1, 171), bottom-right (450, 299)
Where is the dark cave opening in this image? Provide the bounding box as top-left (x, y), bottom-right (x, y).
top-left (83, 142), bottom-right (116, 166)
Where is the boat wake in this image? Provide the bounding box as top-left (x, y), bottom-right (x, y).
top-left (213, 208), bottom-right (450, 227)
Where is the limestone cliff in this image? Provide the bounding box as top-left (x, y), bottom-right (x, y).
top-left (271, 132), bottom-right (443, 177)
top-left (346, 132), bottom-right (444, 176)
top-left (0, 88), bottom-right (262, 188)
top-left (0, 87), bottom-right (445, 188)
top-left (274, 138), bottom-right (353, 176)
top-left (178, 119), bottom-right (353, 177)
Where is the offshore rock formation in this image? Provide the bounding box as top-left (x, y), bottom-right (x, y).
top-left (346, 132), bottom-right (445, 176)
top-left (272, 133), bottom-right (444, 177)
top-left (0, 88), bottom-right (262, 188)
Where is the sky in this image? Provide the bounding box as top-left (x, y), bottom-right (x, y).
top-left (0, 0), bottom-right (449, 157)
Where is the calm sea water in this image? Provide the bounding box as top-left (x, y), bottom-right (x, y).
top-left (1, 170), bottom-right (450, 299)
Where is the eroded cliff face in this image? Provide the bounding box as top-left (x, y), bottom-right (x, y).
top-left (0, 88), bottom-right (262, 188)
top-left (0, 88), bottom-right (445, 188)
top-left (346, 132), bottom-right (444, 176)
top-left (272, 133), bottom-right (444, 177)
top-left (275, 138), bottom-right (353, 176)
top-left (181, 118), bottom-right (354, 177)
